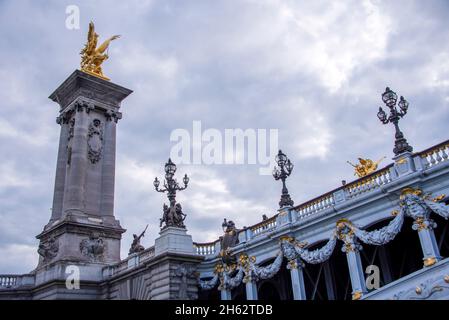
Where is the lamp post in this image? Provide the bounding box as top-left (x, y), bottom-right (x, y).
top-left (272, 150), bottom-right (294, 208)
top-left (153, 158), bottom-right (189, 202)
top-left (153, 158), bottom-right (189, 228)
top-left (377, 87), bottom-right (413, 156)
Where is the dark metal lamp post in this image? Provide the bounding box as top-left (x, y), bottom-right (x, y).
top-left (153, 158), bottom-right (189, 202)
top-left (272, 150), bottom-right (294, 208)
top-left (153, 158), bottom-right (189, 229)
top-left (377, 87), bottom-right (413, 156)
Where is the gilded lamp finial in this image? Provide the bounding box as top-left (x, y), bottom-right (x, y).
top-left (80, 21), bottom-right (120, 81)
top-left (347, 156), bottom-right (385, 178)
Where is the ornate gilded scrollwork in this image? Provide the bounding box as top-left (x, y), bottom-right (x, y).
top-left (336, 219), bottom-right (361, 253)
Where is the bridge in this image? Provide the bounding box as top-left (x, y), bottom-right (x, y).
top-left (2, 138), bottom-right (448, 300)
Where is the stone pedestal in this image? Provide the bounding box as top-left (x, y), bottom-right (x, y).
top-left (154, 227), bottom-right (195, 256)
top-left (392, 152), bottom-right (416, 178)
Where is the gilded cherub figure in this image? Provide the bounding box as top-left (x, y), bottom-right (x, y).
top-left (80, 21), bottom-right (120, 80)
top-left (347, 157), bottom-right (385, 178)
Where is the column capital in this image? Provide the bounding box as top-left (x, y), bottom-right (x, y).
top-left (336, 219), bottom-right (362, 253)
top-left (74, 100), bottom-right (95, 113)
top-left (105, 109), bottom-right (122, 123)
top-left (56, 109), bottom-right (74, 125)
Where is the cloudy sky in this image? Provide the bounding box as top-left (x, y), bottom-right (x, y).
top-left (0, 0), bottom-right (448, 274)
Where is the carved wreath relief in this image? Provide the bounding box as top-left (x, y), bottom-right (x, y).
top-left (87, 119), bottom-right (103, 164)
top-left (80, 234), bottom-right (106, 262)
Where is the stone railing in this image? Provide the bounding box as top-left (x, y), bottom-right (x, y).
top-left (194, 240), bottom-right (219, 256)
top-left (343, 164), bottom-right (393, 199)
top-left (139, 246), bottom-right (155, 262)
top-left (103, 246), bottom-right (155, 278)
top-left (417, 139), bottom-right (449, 169)
top-left (251, 216), bottom-right (277, 236)
top-left (295, 192), bottom-right (335, 220)
top-left (0, 276), bottom-right (18, 289)
top-left (0, 274), bottom-right (34, 289)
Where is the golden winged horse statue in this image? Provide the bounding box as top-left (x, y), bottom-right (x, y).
top-left (347, 156), bottom-right (386, 178)
top-left (80, 21), bottom-right (120, 80)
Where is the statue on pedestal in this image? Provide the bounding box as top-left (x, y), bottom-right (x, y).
top-left (128, 225), bottom-right (148, 255)
top-left (80, 21), bottom-right (120, 80)
top-left (160, 199), bottom-right (186, 229)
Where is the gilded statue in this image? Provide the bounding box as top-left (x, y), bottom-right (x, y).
top-left (347, 157), bottom-right (385, 178)
top-left (80, 21), bottom-right (120, 80)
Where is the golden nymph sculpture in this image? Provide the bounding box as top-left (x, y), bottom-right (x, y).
top-left (80, 21), bottom-right (120, 81)
top-left (347, 157), bottom-right (385, 178)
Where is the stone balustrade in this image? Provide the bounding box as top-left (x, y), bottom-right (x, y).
top-left (250, 216), bottom-right (277, 236)
top-left (0, 276), bottom-right (17, 288)
top-left (194, 241), bottom-right (219, 256)
top-left (0, 274), bottom-right (34, 289)
top-left (343, 164), bottom-right (393, 199)
top-left (139, 246), bottom-right (155, 261)
top-left (417, 139), bottom-right (449, 169)
top-left (295, 192), bottom-right (335, 220)
top-left (103, 246), bottom-right (155, 278)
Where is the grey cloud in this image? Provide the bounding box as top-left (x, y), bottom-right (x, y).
top-left (1, 0), bottom-right (448, 273)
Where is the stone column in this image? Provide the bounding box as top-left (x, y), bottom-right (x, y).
top-left (345, 248), bottom-right (367, 300)
top-left (337, 220), bottom-right (367, 300)
top-left (50, 113), bottom-right (70, 222)
top-left (220, 289), bottom-right (232, 300)
top-left (62, 102), bottom-right (92, 216)
top-left (245, 281), bottom-right (258, 300)
top-left (413, 217), bottom-right (441, 267)
top-left (288, 259), bottom-right (306, 300)
top-left (100, 111), bottom-right (120, 218)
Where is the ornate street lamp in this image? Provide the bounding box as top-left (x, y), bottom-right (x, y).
top-left (272, 150), bottom-right (294, 208)
top-left (377, 87), bottom-right (413, 156)
top-left (154, 158), bottom-right (189, 229)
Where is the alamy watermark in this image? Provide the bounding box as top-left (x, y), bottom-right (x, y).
top-left (65, 265), bottom-right (80, 290)
top-left (65, 5), bottom-right (80, 30)
top-left (170, 121), bottom-right (279, 175)
top-left (365, 264), bottom-right (380, 290)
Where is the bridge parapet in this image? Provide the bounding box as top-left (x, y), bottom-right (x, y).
top-left (0, 274), bottom-right (35, 290)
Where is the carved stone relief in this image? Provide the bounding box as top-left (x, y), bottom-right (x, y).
top-left (174, 263), bottom-right (198, 300)
top-left (80, 234), bottom-right (106, 262)
top-left (37, 236), bottom-right (59, 263)
top-left (67, 117), bottom-right (75, 165)
top-left (87, 119), bottom-right (103, 164)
